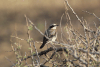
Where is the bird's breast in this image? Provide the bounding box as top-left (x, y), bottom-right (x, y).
top-left (51, 36), bottom-right (57, 41)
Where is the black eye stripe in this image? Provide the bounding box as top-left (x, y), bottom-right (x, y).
top-left (49, 24), bottom-right (58, 28)
top-left (50, 25), bottom-right (55, 28)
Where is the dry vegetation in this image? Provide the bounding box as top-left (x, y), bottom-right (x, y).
top-left (1, 0), bottom-right (100, 67)
top-left (5, 0), bottom-right (100, 67)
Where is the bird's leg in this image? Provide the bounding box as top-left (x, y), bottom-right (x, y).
top-left (47, 43), bottom-right (48, 49)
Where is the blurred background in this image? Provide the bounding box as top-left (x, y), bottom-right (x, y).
top-left (0, 0), bottom-right (100, 67)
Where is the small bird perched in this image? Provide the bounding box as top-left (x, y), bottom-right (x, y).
top-left (40, 24), bottom-right (59, 49)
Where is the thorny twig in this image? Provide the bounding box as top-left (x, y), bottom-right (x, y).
top-left (82, 10), bottom-right (100, 21)
top-left (33, 41), bottom-right (40, 66)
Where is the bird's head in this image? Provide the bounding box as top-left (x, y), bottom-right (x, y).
top-left (49, 24), bottom-right (59, 29)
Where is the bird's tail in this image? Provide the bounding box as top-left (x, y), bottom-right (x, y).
top-left (40, 42), bottom-right (46, 49)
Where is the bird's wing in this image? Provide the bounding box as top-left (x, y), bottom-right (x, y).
top-left (43, 36), bottom-right (48, 44)
top-left (40, 31), bottom-right (48, 49)
top-left (49, 30), bottom-right (56, 38)
top-left (44, 29), bottom-right (57, 39)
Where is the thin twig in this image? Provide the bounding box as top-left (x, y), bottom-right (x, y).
top-left (25, 15), bottom-right (35, 66)
top-left (33, 41), bottom-right (40, 67)
top-left (5, 56), bottom-right (14, 65)
top-left (82, 10), bottom-right (100, 21)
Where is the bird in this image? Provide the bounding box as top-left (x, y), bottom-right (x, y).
top-left (40, 24), bottom-right (59, 49)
